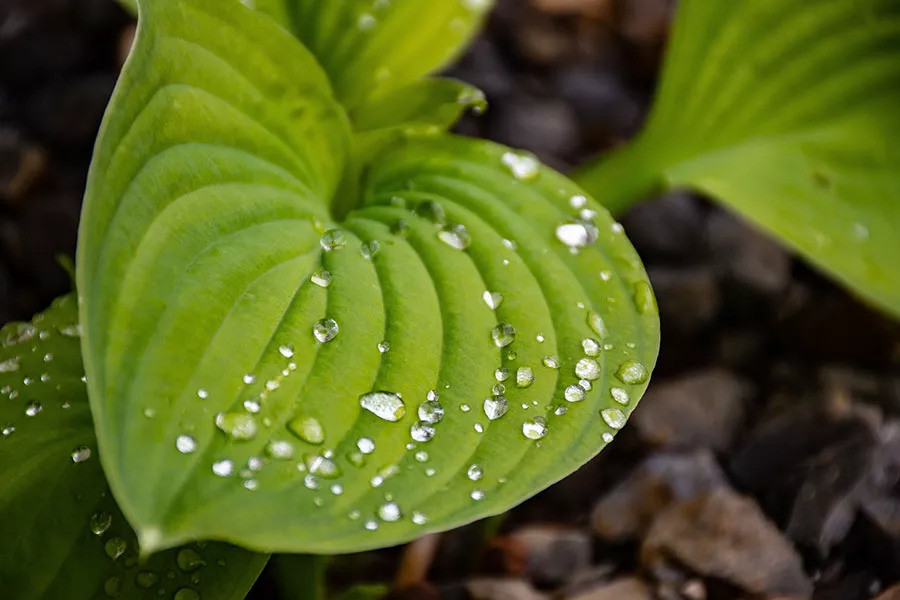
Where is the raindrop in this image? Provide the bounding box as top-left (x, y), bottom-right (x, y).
top-left (196, 388), bottom-right (209, 400)
top-left (135, 571), bottom-right (158, 588)
top-left (71, 446), bottom-right (92, 463)
top-left (311, 270), bottom-right (332, 288)
top-left (483, 291), bottom-right (503, 310)
top-left (587, 311), bottom-right (608, 339)
top-left (174, 590), bottom-right (200, 600)
top-left (0, 358), bottom-right (19, 372)
top-left (410, 421), bottom-right (435, 442)
top-left (320, 229), bottom-right (347, 251)
top-left (25, 401), bottom-right (42, 417)
top-left (242, 374), bottom-right (256, 385)
top-left (516, 367), bottom-right (534, 388)
top-left (495, 368), bottom-right (509, 382)
top-left (265, 379), bottom-right (280, 391)
top-left (378, 502), bottom-right (402, 522)
top-left (467, 464), bottom-right (483, 481)
top-left (491, 323), bottom-right (516, 347)
top-left (492, 383), bottom-right (505, 395)
top-left (278, 344), bottom-right (294, 358)
top-left (570, 195), bottom-right (587, 209)
top-left (306, 454), bottom-right (340, 478)
top-left (177, 548), bottom-right (205, 572)
top-left (417, 400), bottom-right (444, 424)
top-left (542, 355), bottom-right (560, 369)
top-left (474, 423), bottom-right (484, 433)
top-left (599, 270), bottom-right (612, 282)
top-left (412, 512), bottom-right (428, 525)
top-left (176, 435), bottom-right (197, 454)
top-left (554, 405), bottom-right (568, 416)
top-left (556, 222), bottom-right (598, 248)
top-left (1, 424), bottom-right (15, 437)
top-left (364, 520), bottom-right (379, 531)
top-left (582, 338), bottom-right (600, 356)
top-left (377, 341), bottom-right (391, 353)
top-left (357, 12), bottom-right (376, 30)
top-left (437, 224), bottom-right (471, 250)
top-left (415, 450), bottom-right (430, 462)
top-left (212, 459), bottom-right (234, 477)
top-left (330, 483), bottom-right (343, 495)
top-left (59, 324), bottom-right (82, 338)
top-left (575, 358), bottom-right (601, 381)
top-left (104, 577), bottom-right (121, 597)
top-left (265, 439), bottom-right (295, 460)
top-left (105, 537), bottom-right (127, 560)
top-left (610, 387), bottom-right (629, 405)
top-left (288, 416), bottom-right (325, 445)
top-left (243, 399), bottom-right (261, 414)
top-left (470, 489), bottom-right (485, 501)
top-left (522, 417), bottom-right (548, 440)
top-left (357, 437), bottom-right (376, 454)
top-left (501, 151), bottom-right (540, 180)
top-left (90, 512), bottom-right (112, 536)
top-left (360, 391), bottom-right (406, 421)
top-left (460, 403), bottom-right (471, 412)
top-left (564, 385), bottom-right (586, 402)
top-left (633, 281), bottom-right (656, 315)
top-left (360, 240), bottom-right (381, 259)
top-left (215, 412), bottom-right (257, 441)
top-left (601, 408), bottom-right (627, 429)
top-left (416, 201), bottom-right (446, 224)
top-left (502, 238), bottom-right (517, 250)
top-left (313, 318), bottom-right (339, 343)
top-left (615, 360), bottom-right (649, 385)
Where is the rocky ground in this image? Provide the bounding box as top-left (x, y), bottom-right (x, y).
top-left (2, 1), bottom-right (899, 599)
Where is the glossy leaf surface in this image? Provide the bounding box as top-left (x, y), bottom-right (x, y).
top-left (576, 0), bottom-right (900, 318)
top-left (78, 0), bottom-right (658, 555)
top-left (0, 296), bottom-right (267, 600)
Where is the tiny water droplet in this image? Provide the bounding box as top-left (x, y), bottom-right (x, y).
top-left (176, 435), bottom-right (197, 454)
top-left (105, 537), bottom-right (127, 560)
top-left (311, 270), bottom-right (332, 288)
top-left (313, 318), bottom-right (339, 343)
top-left (437, 224), bottom-right (471, 250)
top-left (357, 437), bottom-right (375, 454)
top-left (522, 417), bottom-right (548, 440)
top-left (174, 589), bottom-right (200, 600)
top-left (554, 405), bottom-right (568, 416)
top-left (288, 415), bottom-right (325, 445)
top-left (483, 291), bottom-right (503, 310)
top-left (460, 403), bottom-right (471, 412)
top-left (330, 483), bottom-right (343, 495)
top-left (467, 464), bottom-right (483, 481)
top-left (104, 576), bottom-right (121, 597)
top-left (25, 401), bottom-right (42, 416)
top-left (495, 368), bottom-right (509, 382)
top-left (582, 338), bottom-right (600, 356)
top-left (556, 221), bottom-right (598, 248)
top-left (360, 391), bottom-right (406, 421)
top-left (278, 344), bottom-right (294, 359)
top-left (0, 423), bottom-right (12, 437)
top-left (378, 501), bottom-right (402, 522)
top-left (212, 459), bottom-right (234, 477)
top-left (377, 340), bottom-right (391, 353)
top-left (501, 151), bottom-right (540, 180)
top-left (491, 323), bottom-right (516, 347)
top-left (364, 520), bottom-right (379, 531)
top-left (542, 355), bottom-right (560, 369)
top-left (360, 240), bottom-right (381, 259)
top-left (575, 358), bottom-right (601, 381)
top-left (412, 511), bottom-right (428, 525)
top-left (616, 360), bottom-right (649, 384)
top-left (265, 439), bottom-right (295, 460)
top-left (215, 412), bottom-right (257, 441)
top-left (602, 432), bottom-right (614, 443)
top-left (470, 489), bottom-right (485, 501)
top-left (492, 383), bottom-right (505, 395)
top-left (570, 195), bottom-right (587, 209)
top-left (242, 374), bottom-right (256, 385)
top-left (305, 454), bottom-right (340, 478)
top-left (415, 450), bottom-right (430, 463)
top-left (516, 367), bottom-right (534, 388)
top-left (71, 446), bottom-right (92, 463)
top-left (410, 421), bottom-right (435, 442)
top-left (601, 407), bottom-right (627, 429)
top-left (177, 548), bottom-right (205, 572)
top-left (320, 229), bottom-right (347, 251)
top-left (135, 571), bottom-right (158, 588)
top-left (90, 512), bottom-right (112, 536)
top-left (483, 396), bottom-right (509, 420)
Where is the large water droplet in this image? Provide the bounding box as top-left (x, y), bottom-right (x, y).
top-left (483, 395), bottom-right (508, 420)
top-left (215, 412), bottom-right (257, 441)
top-left (467, 464), bottom-right (483, 481)
top-left (212, 459), bottom-right (234, 477)
top-left (288, 415), bottom-right (325, 445)
top-left (357, 437), bottom-right (375, 454)
top-left (410, 421), bottom-right (435, 442)
top-left (313, 318), bottom-right (339, 343)
top-left (483, 291), bottom-right (503, 310)
top-left (105, 537), bottom-right (127, 560)
top-left (615, 360), bottom-right (649, 384)
top-left (564, 385), bottom-right (586, 402)
top-left (610, 387), bottom-right (629, 405)
top-left (90, 512), bottom-right (112, 536)
top-left (311, 270), bottom-right (332, 288)
top-left (522, 417), bottom-right (548, 440)
top-left (501, 151), bottom-right (540, 180)
top-left (71, 446), bottom-right (92, 463)
top-left (516, 367), bottom-right (534, 388)
top-left (575, 358), bottom-right (601, 381)
top-left (0, 358), bottom-right (19, 372)
top-left (438, 224), bottom-right (471, 250)
top-left (320, 229), bottom-right (347, 251)
top-left (601, 407), bottom-right (627, 429)
top-left (582, 338), bottom-right (600, 356)
top-left (491, 323), bottom-right (516, 347)
top-left (556, 221), bottom-right (598, 248)
top-left (360, 240), bottom-right (381, 259)
top-left (175, 435), bottom-right (197, 454)
top-left (177, 548), bottom-right (205, 572)
top-left (417, 399), bottom-right (444, 424)
top-left (360, 391), bottom-right (406, 421)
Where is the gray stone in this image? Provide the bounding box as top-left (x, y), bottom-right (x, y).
top-left (467, 579), bottom-right (547, 600)
top-left (508, 526), bottom-right (592, 586)
top-left (565, 578), bottom-right (653, 600)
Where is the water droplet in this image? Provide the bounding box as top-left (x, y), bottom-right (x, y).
top-left (135, 571), bottom-right (158, 588)
top-left (582, 338), bottom-right (600, 356)
top-left (467, 464), bottom-right (483, 481)
top-left (320, 229), bottom-right (347, 251)
top-left (501, 151), bottom-right (540, 180)
top-left (602, 432), bottom-right (614, 443)
top-left (174, 589), bottom-right (200, 600)
top-left (853, 222), bottom-right (870, 240)
top-left (175, 435), bottom-right (197, 454)
top-left (313, 318), bottom-right (339, 343)
top-left (377, 340), bottom-right (391, 353)
top-left (276, 344), bottom-right (294, 359)
top-left (215, 412), bottom-right (257, 441)
top-left (360, 391), bottom-right (406, 421)
top-left (556, 221), bottom-right (598, 248)
top-left (304, 473), bottom-right (319, 489)
top-left (416, 200), bottom-right (446, 224)
top-left (0, 358), bottom-right (19, 372)
top-left (492, 383), bottom-right (505, 396)
top-left (357, 437), bottom-right (375, 454)
top-left (491, 323), bottom-right (516, 347)
top-left (357, 12), bottom-right (376, 30)
top-left (177, 548), bottom-right (205, 572)
top-left (483, 396), bottom-right (509, 420)
top-left (495, 368), bottom-right (509, 382)
top-left (483, 291), bottom-right (503, 310)
top-left (437, 224), bottom-right (471, 250)
top-left (522, 417), bottom-right (548, 440)
top-left (587, 311), bottom-right (608, 339)
top-left (542, 355), bottom-right (560, 369)
top-left (364, 520), bottom-right (379, 531)
top-left (378, 501), bottom-right (402, 522)
top-left (460, 403), bottom-right (471, 412)
top-left (105, 537), bottom-right (127, 560)
top-left (601, 407), bottom-right (627, 429)
top-left (418, 400), bottom-right (444, 424)
top-left (412, 511), bottom-right (428, 525)
top-left (564, 385), bottom-right (586, 402)
top-left (330, 483), bottom-right (343, 495)
top-left (311, 270), bottom-right (332, 288)
top-left (616, 360), bottom-right (649, 384)
top-left (266, 439), bottom-right (295, 460)
top-left (554, 405), bottom-right (568, 416)
top-left (516, 367), bottom-right (534, 388)
top-left (58, 323), bottom-right (82, 338)
top-left (71, 446), bottom-right (92, 463)
top-left (610, 387), bottom-right (629, 405)
top-left (242, 374), bottom-right (256, 385)
top-left (25, 401), bottom-right (42, 417)
top-left (415, 450), bottom-right (431, 463)
top-left (470, 489), bottom-right (485, 500)
top-left (288, 415), bottom-right (325, 445)
top-left (632, 281), bottom-right (656, 315)
top-left (90, 512), bottom-right (112, 536)
top-left (570, 194), bottom-right (587, 209)
top-left (575, 358), bottom-right (601, 381)
top-left (1, 423), bottom-right (14, 437)
top-left (502, 238), bottom-right (517, 250)
top-left (104, 576), bottom-right (121, 597)
top-left (360, 240), bottom-right (381, 259)
top-left (212, 459), bottom-right (234, 477)
top-left (410, 421), bottom-right (435, 442)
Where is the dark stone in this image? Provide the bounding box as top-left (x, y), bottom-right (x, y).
top-left (488, 94), bottom-right (580, 165)
top-left (467, 579), bottom-right (547, 600)
top-left (647, 266), bottom-right (721, 335)
top-left (620, 192), bottom-right (708, 264)
top-left (505, 526), bottom-right (592, 586)
top-left (565, 578), bottom-right (653, 600)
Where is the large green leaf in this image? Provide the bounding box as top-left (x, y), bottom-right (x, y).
top-left (575, 0), bottom-right (900, 318)
top-left (0, 296), bottom-right (267, 599)
top-left (78, 0), bottom-right (658, 555)
top-left (251, 0), bottom-right (492, 107)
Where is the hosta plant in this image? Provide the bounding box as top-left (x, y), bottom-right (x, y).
top-left (2, 0), bottom-right (898, 598)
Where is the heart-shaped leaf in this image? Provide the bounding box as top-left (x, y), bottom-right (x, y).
top-left (78, 0), bottom-right (658, 555)
top-left (0, 296), bottom-right (267, 600)
top-left (251, 0), bottom-right (492, 107)
top-left (576, 0), bottom-right (900, 318)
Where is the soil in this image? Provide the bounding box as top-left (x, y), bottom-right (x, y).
top-left (2, 1), bottom-right (899, 599)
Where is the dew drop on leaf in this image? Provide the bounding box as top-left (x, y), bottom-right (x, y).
top-left (0, 357), bottom-right (19, 372)
top-left (582, 338), bottom-right (600, 356)
top-left (570, 194), bottom-right (587, 209)
top-left (601, 407), bottom-right (627, 429)
top-left (0, 424), bottom-right (13, 437)
top-left (287, 416), bottom-right (325, 445)
top-left (483, 395), bottom-right (508, 420)
top-left (501, 151), bottom-right (540, 180)
top-left (360, 240), bottom-right (381, 259)
top-left (495, 368), bottom-right (509, 382)
top-left (491, 323), bottom-right (516, 347)
top-left (90, 512), bottom-right (112, 536)
top-left (320, 229), bottom-right (347, 251)
top-left (564, 385), bottom-right (586, 403)
top-left (633, 281), bottom-right (656, 315)
top-left (574, 358), bottom-right (601, 381)
top-left (586, 311), bottom-right (608, 339)
top-left (215, 412), bottom-right (257, 441)
top-left (467, 464), bottom-right (483, 481)
top-left (410, 421), bottom-right (435, 442)
top-left (377, 340), bottom-right (391, 353)
top-left (610, 387), bottom-right (629, 405)
top-left (278, 344), bottom-right (294, 359)
top-left (522, 417), bottom-right (548, 440)
top-left (24, 401), bottom-right (42, 416)
top-left (470, 489), bottom-right (485, 501)
top-left (265, 439), bottom-right (295, 460)
top-left (417, 399), bottom-right (444, 424)
top-left (70, 446), bottom-right (92, 463)
top-left (177, 548), bottom-right (205, 572)
top-left (359, 391), bottom-right (406, 421)
top-left (310, 270), bottom-right (332, 288)
top-left (313, 318), bottom-right (339, 343)
top-left (306, 454), bottom-right (341, 478)
top-left (175, 435), bottom-right (197, 454)
top-left (104, 537), bottom-right (127, 560)
top-left (482, 291), bottom-right (503, 310)
top-left (556, 222), bottom-right (598, 249)
top-left (412, 512), bottom-right (428, 525)
top-left (174, 589), bottom-right (200, 600)
top-left (357, 437), bottom-right (375, 454)
top-left (437, 224), bottom-right (471, 250)
top-left (103, 576), bottom-right (121, 597)
top-left (364, 520), bottom-right (379, 531)
top-left (542, 355), bottom-right (560, 369)
top-left (615, 360), bottom-right (649, 384)
top-left (516, 367), bottom-right (534, 388)
top-left (378, 502), bottom-right (402, 522)
top-left (135, 571), bottom-right (158, 588)
top-left (602, 432), bottom-right (614, 443)
top-left (212, 459), bottom-right (234, 477)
